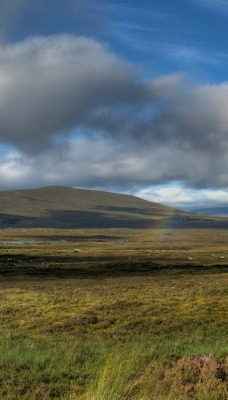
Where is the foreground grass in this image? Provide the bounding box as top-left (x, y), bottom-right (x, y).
top-left (0, 228), bottom-right (227, 399)
top-left (0, 335), bottom-right (227, 400)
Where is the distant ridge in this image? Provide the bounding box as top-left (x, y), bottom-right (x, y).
top-left (192, 206), bottom-right (228, 217)
top-left (0, 186), bottom-right (226, 229)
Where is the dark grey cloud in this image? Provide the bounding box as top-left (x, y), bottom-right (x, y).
top-left (0, 35), bottom-right (181, 152)
top-left (0, 35), bottom-right (133, 151)
top-left (0, 34), bottom-right (227, 193)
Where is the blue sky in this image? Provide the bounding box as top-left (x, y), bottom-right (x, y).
top-left (6, 0), bottom-right (228, 82)
top-left (0, 0), bottom-right (228, 209)
top-left (102, 0), bottom-right (228, 82)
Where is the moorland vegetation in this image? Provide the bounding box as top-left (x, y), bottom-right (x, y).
top-left (0, 187), bottom-right (227, 399)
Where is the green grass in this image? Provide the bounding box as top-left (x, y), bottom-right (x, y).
top-left (0, 227), bottom-right (227, 399)
top-left (0, 334), bottom-right (227, 399)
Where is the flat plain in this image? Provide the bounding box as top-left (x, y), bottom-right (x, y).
top-left (0, 225), bottom-right (227, 400)
top-left (0, 188), bottom-right (227, 399)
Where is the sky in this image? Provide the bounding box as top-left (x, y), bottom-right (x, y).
top-left (0, 0), bottom-right (228, 209)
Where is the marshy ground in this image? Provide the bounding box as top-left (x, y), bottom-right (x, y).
top-left (0, 227), bottom-right (227, 399)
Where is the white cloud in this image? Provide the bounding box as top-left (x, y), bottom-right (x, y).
top-left (136, 184), bottom-right (228, 209)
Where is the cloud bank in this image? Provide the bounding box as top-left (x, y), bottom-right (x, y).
top-left (0, 34), bottom-right (227, 196)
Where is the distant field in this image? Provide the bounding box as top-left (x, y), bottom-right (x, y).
top-left (0, 226), bottom-right (227, 399)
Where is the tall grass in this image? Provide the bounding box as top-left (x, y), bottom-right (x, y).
top-left (0, 333), bottom-right (227, 399)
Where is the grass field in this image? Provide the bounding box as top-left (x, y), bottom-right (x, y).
top-left (0, 227), bottom-right (227, 399)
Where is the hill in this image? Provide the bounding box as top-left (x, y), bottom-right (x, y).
top-left (0, 186), bottom-right (226, 229)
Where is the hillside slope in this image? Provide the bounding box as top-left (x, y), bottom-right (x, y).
top-left (0, 186), bottom-right (226, 229)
